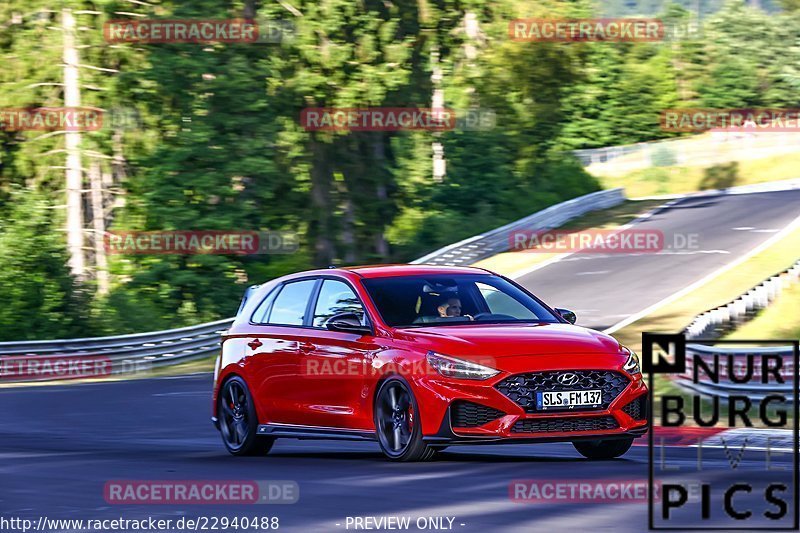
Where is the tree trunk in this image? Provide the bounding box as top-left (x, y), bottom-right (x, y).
top-left (243, 0), bottom-right (258, 19)
top-left (309, 137), bottom-right (334, 266)
top-left (89, 161), bottom-right (109, 295)
top-left (372, 135), bottom-right (390, 260)
top-left (63, 8), bottom-right (84, 278)
top-left (431, 45), bottom-right (445, 182)
top-left (342, 195), bottom-right (357, 264)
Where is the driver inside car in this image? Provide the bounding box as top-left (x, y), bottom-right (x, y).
top-left (437, 296), bottom-right (468, 318)
top-left (412, 294), bottom-right (474, 324)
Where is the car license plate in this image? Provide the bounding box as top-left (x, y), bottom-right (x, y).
top-left (536, 389), bottom-right (601, 410)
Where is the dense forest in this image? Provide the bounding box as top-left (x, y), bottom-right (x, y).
top-left (1, 0), bottom-right (798, 339)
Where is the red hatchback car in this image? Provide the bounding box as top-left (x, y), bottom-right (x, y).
top-left (212, 265), bottom-right (648, 461)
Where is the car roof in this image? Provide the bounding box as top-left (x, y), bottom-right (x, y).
top-left (339, 264), bottom-right (492, 278)
top-left (263, 264), bottom-right (495, 288)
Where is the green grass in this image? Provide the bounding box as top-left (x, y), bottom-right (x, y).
top-left (597, 152), bottom-right (800, 198)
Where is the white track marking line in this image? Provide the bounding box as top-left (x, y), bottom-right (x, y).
top-left (603, 212), bottom-right (800, 335)
top-left (508, 197), bottom-right (684, 280)
top-left (502, 185), bottom-right (798, 278)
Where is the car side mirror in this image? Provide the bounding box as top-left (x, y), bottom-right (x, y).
top-left (554, 308), bottom-right (577, 324)
top-left (325, 312), bottom-right (371, 335)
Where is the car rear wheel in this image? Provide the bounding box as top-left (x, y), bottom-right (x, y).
top-left (219, 376), bottom-right (274, 456)
top-left (573, 437), bottom-right (633, 459)
top-left (374, 377), bottom-right (436, 462)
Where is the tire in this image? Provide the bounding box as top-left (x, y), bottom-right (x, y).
top-left (573, 437), bottom-right (634, 459)
top-left (218, 376), bottom-right (274, 456)
top-left (374, 377), bottom-right (437, 462)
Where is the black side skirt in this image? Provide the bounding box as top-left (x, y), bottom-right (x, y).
top-left (256, 423), bottom-right (377, 442)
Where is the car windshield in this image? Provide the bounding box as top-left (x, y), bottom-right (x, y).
top-left (361, 274), bottom-right (561, 328)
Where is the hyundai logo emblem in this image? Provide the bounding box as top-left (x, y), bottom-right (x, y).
top-left (557, 372), bottom-right (579, 386)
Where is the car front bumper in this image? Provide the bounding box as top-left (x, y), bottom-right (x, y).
top-left (411, 355), bottom-right (649, 444)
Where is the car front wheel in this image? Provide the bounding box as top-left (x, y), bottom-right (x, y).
top-left (218, 376), bottom-right (274, 456)
top-left (374, 377), bottom-right (436, 462)
top-left (573, 437), bottom-right (634, 459)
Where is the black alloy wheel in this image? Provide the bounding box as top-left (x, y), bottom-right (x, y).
top-left (374, 377), bottom-right (436, 461)
top-left (219, 376), bottom-right (274, 456)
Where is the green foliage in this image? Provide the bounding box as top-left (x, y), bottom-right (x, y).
top-left (700, 162), bottom-right (740, 189)
top-left (651, 145), bottom-right (678, 166)
top-left (0, 190), bottom-right (88, 340)
top-left (0, 0), bottom-right (796, 338)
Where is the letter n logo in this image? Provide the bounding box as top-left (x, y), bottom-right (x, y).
top-left (642, 332), bottom-right (686, 374)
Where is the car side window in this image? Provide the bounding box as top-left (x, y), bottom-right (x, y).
top-left (312, 279), bottom-right (365, 328)
top-left (251, 287), bottom-right (281, 324)
top-left (267, 279), bottom-right (317, 326)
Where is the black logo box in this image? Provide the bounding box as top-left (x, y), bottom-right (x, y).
top-left (644, 334), bottom-right (800, 530)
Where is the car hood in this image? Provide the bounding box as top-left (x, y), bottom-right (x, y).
top-left (395, 322), bottom-right (623, 358)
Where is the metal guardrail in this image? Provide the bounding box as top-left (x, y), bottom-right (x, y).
top-left (684, 259), bottom-right (800, 340)
top-left (0, 318), bottom-right (233, 382)
top-left (674, 258), bottom-right (800, 399)
top-left (412, 188), bottom-right (626, 266)
top-left (0, 189), bottom-right (625, 382)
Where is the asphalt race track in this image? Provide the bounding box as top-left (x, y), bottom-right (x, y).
top-left (516, 189), bottom-right (800, 330)
top-left (2, 189), bottom-right (800, 532)
top-left (1, 375), bottom-right (795, 532)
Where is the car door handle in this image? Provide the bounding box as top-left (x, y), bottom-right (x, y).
top-left (248, 339), bottom-right (263, 350)
top-left (299, 342), bottom-right (315, 353)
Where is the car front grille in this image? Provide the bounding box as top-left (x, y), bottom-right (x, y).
top-left (621, 394), bottom-right (649, 421)
top-left (450, 401), bottom-right (506, 428)
top-left (495, 370), bottom-right (629, 413)
top-left (511, 416), bottom-right (619, 434)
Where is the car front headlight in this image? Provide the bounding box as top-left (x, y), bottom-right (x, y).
top-left (621, 346), bottom-right (641, 375)
top-left (426, 352), bottom-right (500, 380)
